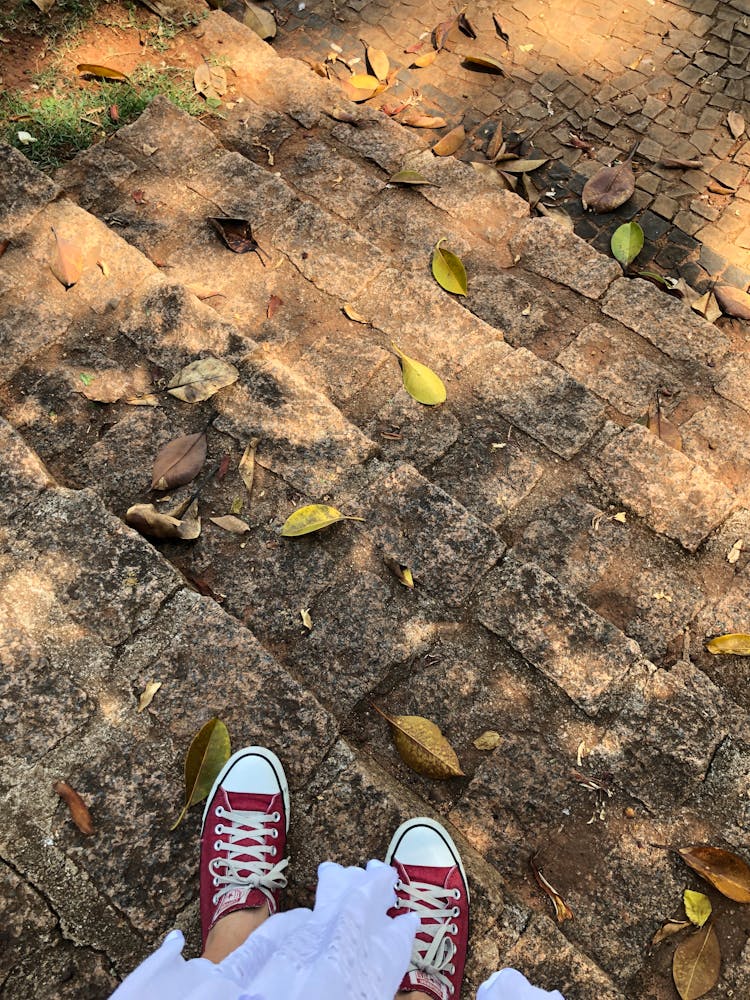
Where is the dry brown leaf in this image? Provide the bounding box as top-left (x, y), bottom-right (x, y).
top-left (384, 556), bottom-right (414, 588)
top-left (486, 120), bottom-right (504, 161)
top-left (208, 218), bottom-right (262, 257)
top-left (125, 500), bottom-right (201, 540)
top-left (659, 157), bottom-right (703, 169)
top-left (673, 924), bottom-right (721, 1000)
top-left (714, 284), bottom-right (750, 320)
top-left (372, 704), bottom-right (463, 778)
top-left (300, 608), bottom-right (313, 630)
top-left (194, 62), bottom-right (227, 101)
top-left (582, 146), bottom-right (636, 212)
top-left (647, 400), bottom-right (682, 451)
top-left (401, 109), bottom-right (447, 128)
top-left (152, 432), bottom-right (207, 491)
top-left (678, 845), bottom-right (750, 902)
top-left (652, 920), bottom-right (692, 946)
top-left (167, 358), bottom-right (239, 403)
top-left (690, 290), bottom-right (722, 324)
top-left (432, 124), bottom-right (465, 157)
top-left (239, 437), bottom-right (259, 496)
top-left (53, 780), bottom-right (94, 835)
top-left (76, 63), bottom-right (128, 81)
top-left (209, 514), bottom-right (250, 534)
top-left (50, 227), bottom-right (83, 289)
top-left (412, 50), bottom-right (438, 68)
top-left (530, 855), bottom-right (573, 923)
top-left (343, 303), bottom-right (368, 323)
top-left (137, 680), bottom-right (162, 712)
top-left (433, 14), bottom-right (458, 51)
top-left (728, 111), bottom-right (746, 139)
top-left (367, 46), bottom-right (390, 82)
top-left (473, 730), bottom-right (502, 750)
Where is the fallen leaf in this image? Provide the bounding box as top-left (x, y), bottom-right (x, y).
top-left (727, 539), bottom-right (744, 564)
top-left (387, 169), bottom-right (434, 185)
top-left (433, 15), bottom-right (458, 51)
top-left (381, 99), bottom-right (411, 116)
top-left (132, 189), bottom-right (147, 205)
top-left (0, 239), bottom-right (8, 259)
top-left (611, 221), bottom-right (644, 267)
top-left (728, 111), bottom-right (745, 139)
top-left (462, 53), bottom-right (507, 75)
top-left (210, 514), bottom-right (250, 534)
top-left (493, 12), bottom-right (510, 46)
top-left (684, 890), bottom-right (712, 928)
top-left (690, 290), bottom-right (722, 324)
top-left (471, 161), bottom-right (512, 188)
top-left (97, 258), bottom-right (110, 277)
top-left (372, 704), bottom-right (463, 778)
top-left (339, 77), bottom-right (379, 102)
top-left (239, 437), bottom-right (259, 496)
top-left (705, 634), bottom-right (750, 657)
top-left (412, 50), bottom-right (438, 68)
top-left (171, 718), bottom-right (231, 830)
top-left (431, 238), bottom-right (467, 296)
top-left (125, 500), bottom-right (201, 540)
top-left (267, 294), bottom-right (283, 319)
top-left (244, 1), bottom-right (276, 39)
top-left (167, 358), bottom-right (239, 403)
top-left (343, 303), bottom-right (368, 323)
top-left (109, 104), bottom-right (119, 122)
top-left (300, 608), bottom-right (313, 630)
top-left (401, 110), bottom-right (447, 128)
top-left (281, 504), bottom-right (364, 537)
top-left (137, 680), bottom-right (162, 712)
top-left (582, 147), bottom-right (636, 212)
top-left (432, 124), bottom-right (465, 157)
top-left (612, 511), bottom-right (627, 523)
top-left (53, 780), bottom-right (94, 835)
top-left (329, 107), bottom-right (362, 123)
top-left (537, 203), bottom-right (575, 230)
top-left (208, 218), bottom-right (262, 257)
top-left (673, 924), bottom-right (720, 1000)
top-left (50, 227), bottom-right (83, 290)
top-left (473, 730), bottom-right (502, 750)
top-left (125, 393), bottom-right (159, 407)
top-left (714, 284), bottom-right (750, 320)
top-left (647, 400), bottom-right (682, 451)
top-left (384, 556), bottom-right (414, 588)
top-left (152, 432), bottom-right (207, 491)
top-left (76, 63), bottom-right (128, 81)
top-left (76, 366), bottom-right (151, 403)
top-left (392, 342), bottom-right (447, 405)
top-left (30, 0), bottom-right (55, 11)
top-left (678, 845), bottom-right (750, 901)
top-left (522, 173), bottom-right (540, 208)
top-left (530, 855), bottom-right (573, 923)
top-left (458, 11), bottom-right (477, 37)
top-left (230, 495), bottom-right (244, 515)
top-left (653, 920), bottom-right (692, 946)
top-left (194, 62), bottom-right (227, 101)
top-left (497, 157), bottom-right (547, 173)
top-left (659, 157), bottom-right (703, 169)
top-left (708, 178), bottom-right (733, 194)
top-left (187, 285), bottom-right (225, 301)
top-left (486, 120), bottom-right (504, 161)
top-left (404, 40), bottom-right (425, 54)
top-left (366, 46), bottom-right (389, 82)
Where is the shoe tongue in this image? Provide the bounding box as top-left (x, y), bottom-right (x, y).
top-left (224, 790), bottom-right (277, 814)
top-left (402, 970), bottom-right (449, 1000)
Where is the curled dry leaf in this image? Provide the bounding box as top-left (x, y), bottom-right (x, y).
top-left (493, 13), bottom-right (510, 47)
top-left (537, 203), bottom-right (575, 231)
top-left (432, 124), bottom-right (465, 157)
top-left (167, 357), bottom-right (239, 403)
top-left (647, 400), bottom-right (682, 452)
top-left (659, 158), bottom-right (703, 169)
top-left (611, 221), bottom-right (644, 267)
top-left (401, 109), bottom-right (447, 128)
top-left (76, 63), bottom-right (128, 81)
top-left (690, 290), bottom-right (722, 324)
top-left (486, 120), bottom-right (504, 161)
top-left (76, 366), bottom-right (151, 404)
top-left (714, 284), bottom-right (750, 320)
top-left (727, 111), bottom-right (746, 140)
top-left (672, 924), bottom-right (720, 1000)
top-left (431, 238), bottom-right (467, 296)
top-left (281, 504), bottom-right (364, 537)
top-left (137, 680), bottom-right (162, 712)
top-left (208, 218), bottom-right (262, 257)
top-left (384, 556), bottom-right (414, 588)
top-left (499, 157), bottom-right (548, 173)
top-left (372, 704), bottom-right (463, 778)
top-left (582, 147), bottom-right (636, 212)
top-left (458, 11), bottom-right (477, 39)
top-left (366, 46), bottom-right (389, 82)
top-left (152, 432), bottom-right (207, 491)
top-left (210, 514), bottom-right (250, 534)
top-left (684, 890), bottom-right (711, 928)
top-left (530, 855), bottom-right (573, 923)
top-left (727, 539), bottom-right (744, 564)
top-left (125, 500), bottom-right (201, 540)
top-left (392, 343), bottom-right (446, 406)
top-left (343, 303), bottom-right (368, 323)
top-left (705, 633), bottom-right (750, 657)
top-left (300, 608), bottom-right (313, 630)
top-left (412, 50), bottom-right (437, 68)
top-left (653, 920), bottom-right (692, 946)
top-left (53, 780), bottom-right (94, 835)
top-left (433, 15), bottom-right (458, 51)
top-left (244, 2), bottom-right (276, 39)
top-left (678, 845), bottom-right (750, 901)
top-left (267, 294), bottom-right (283, 319)
top-left (194, 62), bottom-right (227, 101)
top-left (473, 730), bottom-right (502, 751)
top-left (171, 718), bottom-right (231, 830)
top-left (50, 227), bottom-right (83, 290)
top-left (350, 72), bottom-right (381, 90)
top-left (387, 169), bottom-right (434, 186)
top-left (340, 77), bottom-right (379, 102)
top-left (239, 437), bottom-right (259, 496)
top-left (462, 53), bottom-right (507, 75)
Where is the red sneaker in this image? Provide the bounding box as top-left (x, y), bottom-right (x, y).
top-left (200, 746), bottom-right (290, 947)
top-left (386, 818), bottom-right (470, 1000)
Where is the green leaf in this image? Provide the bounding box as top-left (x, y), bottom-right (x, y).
top-left (611, 221), bottom-right (644, 266)
top-left (79, 372), bottom-right (95, 386)
top-left (280, 503), bottom-right (364, 537)
top-left (431, 238), bottom-right (467, 295)
top-left (387, 170), bottom-right (435, 186)
top-left (171, 718), bottom-right (230, 830)
top-left (392, 343), bottom-right (447, 405)
top-left (684, 890), bottom-right (712, 928)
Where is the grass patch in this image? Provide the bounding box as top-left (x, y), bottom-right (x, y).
top-left (1, 64), bottom-right (213, 171)
top-left (0, 0), bottom-right (103, 47)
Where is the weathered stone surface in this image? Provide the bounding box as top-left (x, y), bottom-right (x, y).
top-left (0, 861), bottom-right (56, 981)
top-left (214, 351), bottom-right (377, 496)
top-left (330, 114), bottom-right (428, 174)
top-left (462, 343), bottom-right (605, 459)
top-left (679, 399), bottom-right (750, 492)
top-left (362, 463), bottom-right (504, 605)
top-left (714, 354), bottom-right (750, 414)
top-left (476, 556), bottom-right (642, 714)
top-left (114, 95), bottom-right (221, 173)
top-left (0, 142), bottom-right (59, 240)
top-left (463, 265), bottom-right (566, 350)
top-left (589, 423), bottom-right (736, 550)
top-left (556, 322), bottom-right (675, 417)
top-left (511, 218), bottom-right (622, 299)
top-left (689, 569), bottom-right (750, 712)
top-left (298, 334), bottom-right (391, 407)
top-left (3, 941), bottom-right (119, 1000)
top-left (370, 389), bottom-right (461, 470)
top-left (602, 277), bottom-right (730, 364)
top-left (55, 143), bottom-right (139, 215)
top-left (686, 736), bottom-right (750, 847)
top-left (0, 418), bottom-right (55, 518)
top-left (277, 136), bottom-right (384, 220)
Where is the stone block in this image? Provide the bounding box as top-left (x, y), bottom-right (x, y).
top-left (0, 142), bottom-right (59, 240)
top-left (277, 136), bottom-right (384, 220)
top-left (298, 333), bottom-right (391, 407)
top-left (602, 277), bottom-right (730, 365)
top-left (463, 264), bottom-right (566, 351)
top-left (679, 401), bottom-right (750, 492)
top-left (511, 218), bottom-right (621, 299)
top-left (686, 736), bottom-right (750, 848)
top-left (476, 556), bottom-right (642, 714)
top-left (330, 114), bottom-right (428, 174)
top-left (115, 97), bottom-right (221, 175)
top-left (462, 343), bottom-right (605, 460)
top-left (370, 388), bottom-right (461, 469)
top-left (715, 355), bottom-right (750, 415)
top-left (0, 418), bottom-right (55, 519)
top-left (589, 423), bottom-right (736, 550)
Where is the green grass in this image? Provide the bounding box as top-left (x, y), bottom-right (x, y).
top-left (1, 64), bottom-right (213, 171)
top-left (0, 0), bottom-right (103, 47)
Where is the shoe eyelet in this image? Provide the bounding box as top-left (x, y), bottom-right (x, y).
top-left (451, 906), bottom-right (460, 917)
top-left (213, 877), bottom-right (220, 887)
top-left (214, 841), bottom-right (223, 851)
top-left (447, 965), bottom-right (455, 974)
top-left (449, 923), bottom-right (458, 935)
top-left (215, 806), bottom-right (224, 817)
top-left (452, 888), bottom-right (460, 899)
top-left (271, 811), bottom-right (280, 822)
top-left (212, 893), bottom-right (219, 904)
top-left (214, 825), bottom-right (223, 835)
top-left (394, 880), bottom-right (402, 891)
top-left (270, 828), bottom-right (279, 839)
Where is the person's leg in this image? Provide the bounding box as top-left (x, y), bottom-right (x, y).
top-left (198, 747), bottom-right (290, 963)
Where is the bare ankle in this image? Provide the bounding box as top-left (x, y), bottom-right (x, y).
top-left (201, 903), bottom-right (270, 963)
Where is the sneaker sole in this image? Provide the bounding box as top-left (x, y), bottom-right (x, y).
top-left (384, 816), bottom-right (470, 903)
top-left (200, 745), bottom-right (291, 834)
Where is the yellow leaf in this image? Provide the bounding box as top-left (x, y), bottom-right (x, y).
top-left (473, 730), bottom-right (502, 750)
top-left (239, 437), bottom-right (259, 496)
top-left (343, 303), bottom-right (368, 323)
top-left (300, 608), bottom-right (313, 630)
top-left (373, 705), bottom-right (463, 778)
top-left (367, 46), bottom-right (389, 82)
top-left (209, 515), bottom-right (250, 534)
top-left (384, 556), bottom-right (414, 588)
top-left (392, 343), bottom-right (446, 406)
top-left (170, 718), bottom-right (231, 830)
top-left (50, 227), bottom-right (83, 289)
top-left (137, 681), bottom-right (162, 712)
top-left (76, 63), bottom-right (129, 81)
top-left (387, 169), bottom-right (435, 186)
top-left (463, 53), bottom-right (507, 74)
top-left (349, 73), bottom-right (380, 89)
top-left (705, 633), bottom-right (750, 656)
top-left (683, 890), bottom-right (712, 928)
top-left (431, 238), bottom-right (467, 296)
top-left (432, 124), bottom-right (465, 157)
top-left (412, 50), bottom-right (437, 68)
top-left (678, 845), bottom-right (750, 902)
top-left (167, 357), bottom-right (239, 403)
top-left (530, 855), bottom-right (573, 923)
top-left (612, 512), bottom-right (627, 523)
top-left (401, 110), bottom-right (447, 128)
top-left (280, 503), bottom-right (364, 537)
top-left (340, 78), bottom-right (378, 102)
top-left (500, 157), bottom-right (549, 173)
top-left (672, 924), bottom-right (721, 1000)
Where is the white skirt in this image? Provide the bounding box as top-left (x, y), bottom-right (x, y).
top-left (110, 861), bottom-right (565, 1000)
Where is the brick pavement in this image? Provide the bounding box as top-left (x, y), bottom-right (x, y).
top-left (272, 0), bottom-right (750, 289)
top-left (1, 10), bottom-right (750, 999)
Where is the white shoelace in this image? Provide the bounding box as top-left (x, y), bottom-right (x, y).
top-left (395, 878), bottom-right (461, 996)
top-left (209, 805), bottom-right (289, 908)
